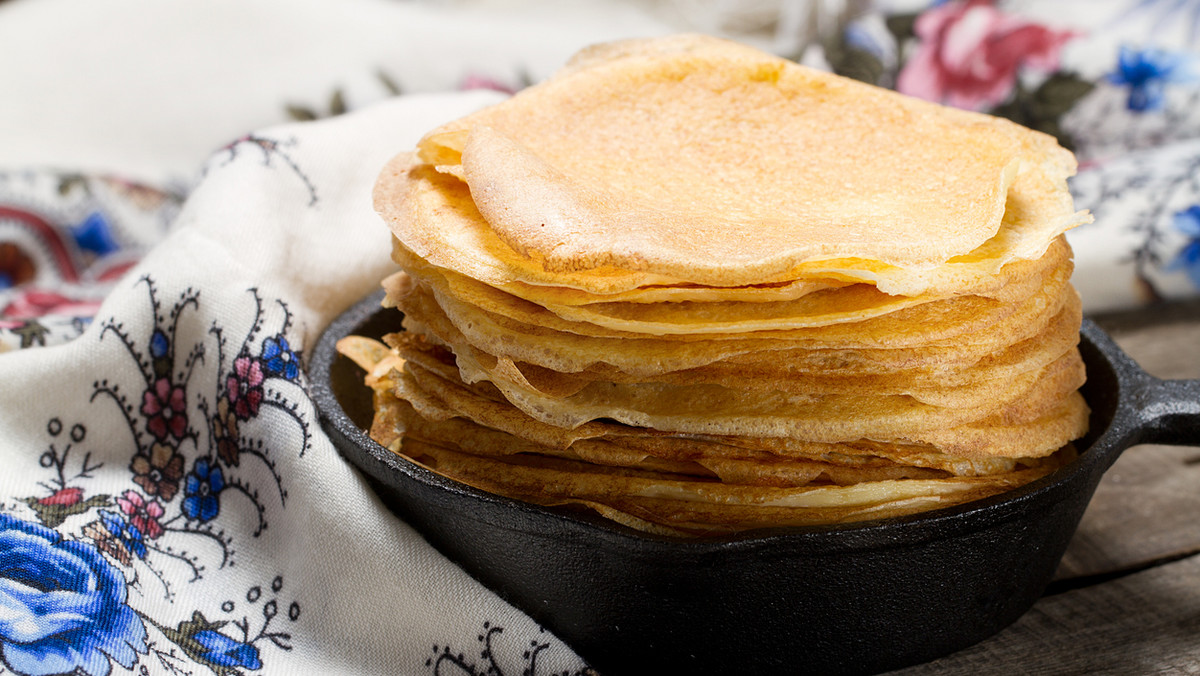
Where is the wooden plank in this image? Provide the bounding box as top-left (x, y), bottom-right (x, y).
top-left (891, 553), bottom-right (1200, 674)
top-left (1057, 307), bottom-right (1200, 578)
top-left (1056, 444), bottom-right (1200, 580)
top-left (887, 306), bottom-right (1200, 673)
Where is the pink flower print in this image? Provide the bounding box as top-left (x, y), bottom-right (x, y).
top-left (115, 490), bottom-right (165, 540)
top-left (897, 0), bottom-right (1077, 111)
top-left (141, 377), bottom-right (188, 440)
top-left (227, 356), bottom-right (264, 420)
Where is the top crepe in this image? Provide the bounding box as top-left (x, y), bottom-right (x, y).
top-left (402, 34), bottom-right (1087, 293)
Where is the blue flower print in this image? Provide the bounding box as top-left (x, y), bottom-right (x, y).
top-left (182, 459), bottom-right (224, 523)
top-left (98, 510), bottom-right (147, 560)
top-left (149, 329), bottom-right (170, 361)
top-left (148, 329), bottom-right (171, 379)
top-left (193, 630), bottom-right (263, 670)
top-left (0, 512), bottom-right (148, 676)
top-left (1167, 205), bottom-right (1200, 288)
top-left (260, 335), bottom-right (299, 381)
top-left (1107, 45), bottom-right (1200, 112)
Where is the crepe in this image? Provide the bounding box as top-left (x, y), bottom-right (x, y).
top-left (351, 34), bottom-right (1092, 534)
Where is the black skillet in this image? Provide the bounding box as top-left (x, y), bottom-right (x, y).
top-left (310, 290), bottom-right (1200, 676)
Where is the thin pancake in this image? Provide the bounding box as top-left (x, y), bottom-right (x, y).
top-left (410, 35), bottom-right (1083, 285)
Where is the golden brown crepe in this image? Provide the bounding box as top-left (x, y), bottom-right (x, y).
top-left (347, 34), bottom-right (1091, 534)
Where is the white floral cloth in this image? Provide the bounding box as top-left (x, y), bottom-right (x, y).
top-left (2, 1), bottom-right (1200, 675)
top-left (0, 91), bottom-right (595, 676)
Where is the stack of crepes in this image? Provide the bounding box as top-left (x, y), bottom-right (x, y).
top-left (340, 34), bottom-right (1093, 535)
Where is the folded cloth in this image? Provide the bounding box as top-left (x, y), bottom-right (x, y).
top-left (0, 92), bottom-right (591, 676)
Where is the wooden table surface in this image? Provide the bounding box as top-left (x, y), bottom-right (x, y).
top-left (891, 300), bottom-right (1200, 675)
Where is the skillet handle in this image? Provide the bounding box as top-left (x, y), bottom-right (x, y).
top-left (1131, 375), bottom-right (1200, 446)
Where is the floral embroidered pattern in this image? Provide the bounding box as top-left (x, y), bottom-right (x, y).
top-left (3, 274), bottom-right (310, 675)
top-left (829, 0), bottom-right (1092, 150)
top-left (1070, 143), bottom-right (1200, 302)
top-left (142, 376), bottom-right (189, 441)
top-left (0, 242), bottom-right (35, 289)
top-left (0, 511), bottom-right (149, 676)
top-left (70, 211), bottom-right (122, 257)
top-left (1, 170), bottom-right (183, 351)
top-left (91, 509), bottom-right (149, 564)
top-left (1168, 205), bottom-right (1200, 287)
top-left (3, 289), bottom-right (104, 322)
top-left (202, 289), bottom-right (310, 519)
top-left (213, 399), bottom-right (240, 468)
top-left (896, 0), bottom-right (1077, 111)
top-left (130, 442), bottom-right (186, 502)
top-left (183, 458), bottom-right (225, 523)
top-left (1108, 45), bottom-right (1200, 112)
top-left (20, 420), bottom-right (108, 529)
top-left (192, 628), bottom-right (264, 671)
top-left (148, 575), bottom-right (299, 676)
top-left (115, 489), bottom-right (166, 541)
top-left (260, 335), bottom-right (299, 381)
top-left (227, 356), bottom-right (265, 421)
top-left (210, 136), bottom-right (318, 207)
top-left (425, 621), bottom-right (595, 676)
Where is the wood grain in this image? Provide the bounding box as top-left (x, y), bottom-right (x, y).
top-left (889, 302), bottom-right (1200, 675)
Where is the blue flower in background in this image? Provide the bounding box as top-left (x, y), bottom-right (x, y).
top-left (1168, 205), bottom-right (1200, 288)
top-left (260, 335), bottom-right (300, 381)
top-left (842, 21), bottom-right (885, 60)
top-left (69, 212), bottom-right (121, 257)
top-left (98, 510), bottom-right (147, 560)
top-left (1107, 45), bottom-right (1200, 111)
top-left (193, 630), bottom-right (262, 670)
top-left (0, 511), bottom-right (147, 676)
top-left (182, 458), bottom-right (224, 523)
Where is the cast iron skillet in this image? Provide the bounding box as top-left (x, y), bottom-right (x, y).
top-left (310, 290), bottom-right (1200, 676)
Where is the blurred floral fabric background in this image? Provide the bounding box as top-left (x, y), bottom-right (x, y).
top-left (0, 0), bottom-right (1195, 348)
top-left (3, 0), bottom-right (1200, 352)
top-left (0, 2), bottom-right (1199, 676)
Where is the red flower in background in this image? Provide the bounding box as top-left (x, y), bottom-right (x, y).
top-left (897, 0), bottom-right (1077, 110)
top-left (460, 73), bottom-right (521, 95)
top-left (1, 289), bottom-right (102, 320)
top-left (0, 243), bottom-right (36, 289)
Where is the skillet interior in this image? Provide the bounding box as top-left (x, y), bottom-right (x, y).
top-left (311, 292), bottom-right (1133, 676)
